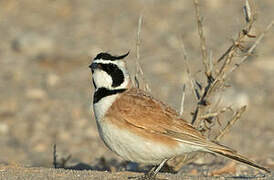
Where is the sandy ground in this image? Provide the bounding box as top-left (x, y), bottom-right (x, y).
top-left (0, 0), bottom-right (274, 179)
top-left (0, 165), bottom-right (273, 180)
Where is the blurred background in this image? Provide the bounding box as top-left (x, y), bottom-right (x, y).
top-left (0, 0), bottom-right (273, 174)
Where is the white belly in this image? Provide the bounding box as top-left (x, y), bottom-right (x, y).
top-left (96, 117), bottom-right (200, 165)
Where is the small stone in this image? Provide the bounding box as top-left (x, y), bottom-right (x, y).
top-left (26, 88), bottom-right (47, 100)
top-left (0, 123), bottom-right (9, 134)
top-left (47, 73), bottom-right (60, 87)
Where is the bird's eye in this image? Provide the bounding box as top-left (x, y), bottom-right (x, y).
top-left (97, 64), bottom-right (102, 69)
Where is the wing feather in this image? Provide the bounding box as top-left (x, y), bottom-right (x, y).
top-left (107, 88), bottom-right (270, 172)
top-left (110, 88), bottom-right (209, 147)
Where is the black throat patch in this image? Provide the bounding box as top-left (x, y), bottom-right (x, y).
top-left (93, 88), bottom-right (127, 104)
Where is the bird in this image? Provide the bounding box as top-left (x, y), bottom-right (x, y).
top-left (89, 51), bottom-right (270, 179)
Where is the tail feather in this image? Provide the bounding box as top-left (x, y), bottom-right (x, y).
top-left (207, 144), bottom-right (271, 173)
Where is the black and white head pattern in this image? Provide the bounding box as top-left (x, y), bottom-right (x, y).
top-left (89, 52), bottom-right (130, 90)
top-left (89, 52), bottom-right (130, 104)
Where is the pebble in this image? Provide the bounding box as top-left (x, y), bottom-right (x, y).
top-left (47, 73), bottom-right (60, 87)
top-left (25, 88), bottom-right (47, 100)
top-left (0, 123), bottom-right (9, 134)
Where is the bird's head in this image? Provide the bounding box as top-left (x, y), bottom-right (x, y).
top-left (89, 52), bottom-right (130, 90)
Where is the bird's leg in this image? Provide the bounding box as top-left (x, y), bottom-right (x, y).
top-left (143, 159), bottom-right (168, 180)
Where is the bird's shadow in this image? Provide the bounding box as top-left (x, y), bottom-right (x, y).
top-left (52, 145), bottom-right (271, 179)
top-left (53, 154), bottom-right (150, 173)
top-left (55, 159), bottom-right (271, 180)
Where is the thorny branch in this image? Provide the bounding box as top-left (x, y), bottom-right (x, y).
top-left (149, 0), bottom-right (274, 172)
top-left (216, 106), bottom-right (247, 141)
top-left (146, 0), bottom-right (274, 171)
top-left (227, 20), bottom-right (274, 77)
top-left (193, 0), bottom-right (209, 76)
top-left (170, 0), bottom-right (274, 171)
top-left (190, 0), bottom-right (268, 128)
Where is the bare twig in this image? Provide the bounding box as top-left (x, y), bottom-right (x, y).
top-left (191, 0), bottom-right (220, 125)
top-left (200, 106), bottom-right (233, 128)
top-left (191, 0), bottom-right (257, 126)
top-left (172, 0), bottom-right (271, 171)
top-left (193, 0), bottom-right (209, 76)
top-left (136, 14), bottom-right (142, 60)
top-left (135, 14), bottom-right (151, 92)
top-left (200, 112), bottom-right (219, 119)
top-left (52, 143), bottom-right (72, 169)
top-left (217, 44), bottom-right (234, 63)
top-left (179, 37), bottom-right (200, 101)
top-left (180, 84), bottom-right (186, 116)
top-left (179, 36), bottom-right (188, 62)
top-left (216, 106), bottom-right (247, 141)
top-left (134, 76), bottom-right (140, 89)
top-left (227, 20), bottom-right (274, 77)
top-left (217, 0), bottom-right (256, 63)
top-left (209, 50), bottom-right (213, 75)
top-left (53, 144), bottom-right (57, 168)
top-left (243, 0), bottom-right (252, 23)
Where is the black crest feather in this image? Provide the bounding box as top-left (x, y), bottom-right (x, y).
top-left (94, 51), bottom-right (129, 61)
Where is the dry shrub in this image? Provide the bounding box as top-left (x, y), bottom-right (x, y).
top-left (134, 0), bottom-right (274, 172)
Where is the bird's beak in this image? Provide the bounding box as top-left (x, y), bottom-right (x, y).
top-left (89, 63), bottom-right (99, 71)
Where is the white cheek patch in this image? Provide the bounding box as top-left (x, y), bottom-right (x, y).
top-left (92, 60), bottom-right (130, 90)
top-left (93, 70), bottom-right (113, 89)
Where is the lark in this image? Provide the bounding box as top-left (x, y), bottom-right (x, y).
top-left (89, 52), bottom-right (270, 179)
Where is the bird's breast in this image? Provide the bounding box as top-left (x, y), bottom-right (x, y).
top-left (95, 116), bottom-right (200, 164)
